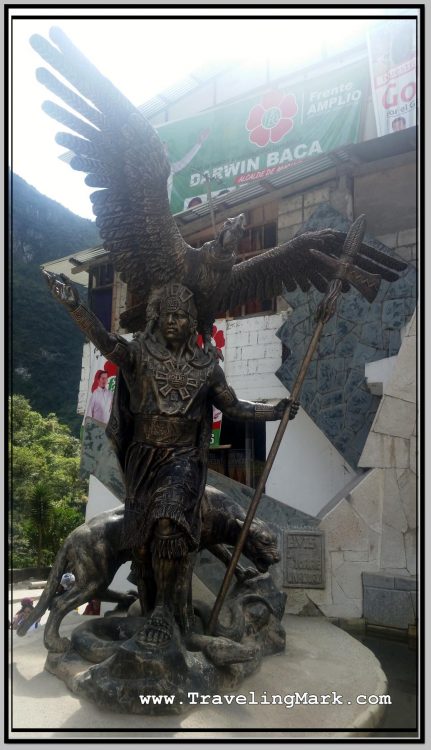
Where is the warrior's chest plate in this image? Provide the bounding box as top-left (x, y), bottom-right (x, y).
top-left (148, 356), bottom-right (210, 413)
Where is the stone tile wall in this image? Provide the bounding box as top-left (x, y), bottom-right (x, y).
top-left (276, 200), bottom-right (416, 468)
top-left (363, 572), bottom-right (417, 630)
top-left (375, 228), bottom-right (417, 266)
top-left (286, 310), bottom-right (417, 621)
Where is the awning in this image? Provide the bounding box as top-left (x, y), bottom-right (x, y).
top-left (41, 245), bottom-right (108, 285)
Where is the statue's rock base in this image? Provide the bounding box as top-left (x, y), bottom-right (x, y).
top-left (43, 573), bottom-right (287, 715)
top-left (44, 611), bottom-right (282, 715)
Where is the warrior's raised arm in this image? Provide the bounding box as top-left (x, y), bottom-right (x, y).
top-left (43, 270), bottom-right (133, 368)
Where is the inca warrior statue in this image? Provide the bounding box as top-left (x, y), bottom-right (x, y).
top-left (45, 273), bottom-right (297, 643)
top-left (30, 28), bottom-right (407, 711)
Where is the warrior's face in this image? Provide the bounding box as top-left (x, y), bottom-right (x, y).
top-left (159, 307), bottom-right (191, 345)
top-left (154, 284), bottom-right (197, 351)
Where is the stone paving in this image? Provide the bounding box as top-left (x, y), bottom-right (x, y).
top-left (9, 576), bottom-right (389, 739)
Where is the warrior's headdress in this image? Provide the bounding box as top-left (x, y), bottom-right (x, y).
top-left (147, 283), bottom-right (199, 357)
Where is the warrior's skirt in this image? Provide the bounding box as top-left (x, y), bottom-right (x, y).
top-left (122, 441), bottom-right (204, 552)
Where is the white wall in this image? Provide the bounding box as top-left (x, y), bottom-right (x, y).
top-left (223, 314), bottom-right (356, 516)
top-left (358, 310), bottom-right (416, 575)
top-left (86, 474), bottom-right (120, 520)
top-left (265, 417), bottom-right (355, 517)
top-left (77, 341), bottom-right (91, 416)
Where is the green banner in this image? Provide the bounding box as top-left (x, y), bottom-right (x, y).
top-left (157, 60), bottom-right (369, 214)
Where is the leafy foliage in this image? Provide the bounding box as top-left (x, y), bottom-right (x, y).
top-left (11, 171), bottom-right (101, 434)
top-left (10, 395), bottom-right (87, 568)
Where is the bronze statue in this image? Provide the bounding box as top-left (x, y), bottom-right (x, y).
top-left (30, 28), bottom-right (408, 712)
top-left (44, 273), bottom-right (298, 645)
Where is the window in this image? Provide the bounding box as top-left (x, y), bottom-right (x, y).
top-left (223, 220), bottom-right (277, 318)
top-left (89, 263), bottom-right (114, 331)
top-left (208, 417), bottom-right (266, 490)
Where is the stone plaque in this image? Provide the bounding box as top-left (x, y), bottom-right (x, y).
top-left (283, 530), bottom-right (325, 588)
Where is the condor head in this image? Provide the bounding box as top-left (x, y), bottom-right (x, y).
top-left (216, 214), bottom-right (246, 257)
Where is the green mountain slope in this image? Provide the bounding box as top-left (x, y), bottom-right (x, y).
top-left (11, 172), bottom-right (101, 434)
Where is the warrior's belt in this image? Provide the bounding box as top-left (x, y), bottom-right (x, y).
top-left (133, 416), bottom-right (199, 447)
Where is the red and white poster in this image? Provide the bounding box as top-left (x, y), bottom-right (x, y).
top-left (84, 344), bottom-right (120, 426)
top-left (367, 19), bottom-right (417, 136)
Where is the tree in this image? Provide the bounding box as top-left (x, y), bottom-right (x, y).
top-left (9, 395), bottom-right (88, 567)
top-left (25, 483), bottom-right (54, 568)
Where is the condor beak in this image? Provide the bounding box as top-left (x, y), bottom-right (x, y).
top-left (228, 213), bottom-right (245, 233)
top-left (238, 213), bottom-right (246, 230)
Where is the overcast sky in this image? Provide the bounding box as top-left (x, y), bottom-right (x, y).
top-left (10, 8), bottom-right (407, 220)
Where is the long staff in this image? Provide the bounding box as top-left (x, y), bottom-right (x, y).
top-left (208, 214), bottom-right (372, 634)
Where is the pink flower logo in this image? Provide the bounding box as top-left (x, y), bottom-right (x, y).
top-left (246, 90), bottom-right (298, 147)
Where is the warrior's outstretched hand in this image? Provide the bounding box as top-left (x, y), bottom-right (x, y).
top-left (42, 270), bottom-right (80, 310)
